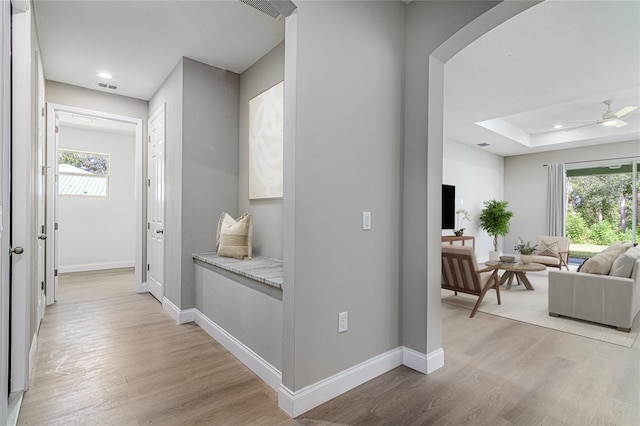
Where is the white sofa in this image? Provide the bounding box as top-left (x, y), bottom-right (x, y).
top-left (548, 255), bottom-right (640, 332)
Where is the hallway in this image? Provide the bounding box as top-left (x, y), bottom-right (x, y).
top-left (17, 269), bottom-right (290, 425)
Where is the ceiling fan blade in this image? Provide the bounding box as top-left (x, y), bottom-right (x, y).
top-left (563, 121), bottom-right (601, 131)
top-left (612, 120), bottom-right (628, 128)
top-left (614, 106), bottom-right (637, 118)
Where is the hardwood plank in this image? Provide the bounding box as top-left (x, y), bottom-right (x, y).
top-left (18, 270), bottom-right (640, 425)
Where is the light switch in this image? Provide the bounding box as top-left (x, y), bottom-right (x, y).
top-left (362, 211), bottom-right (371, 230)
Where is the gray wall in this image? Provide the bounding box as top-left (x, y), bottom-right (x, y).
top-left (403, 0), bottom-right (500, 356)
top-left (194, 263), bottom-right (282, 370)
top-left (149, 60), bottom-right (184, 306)
top-left (149, 57), bottom-right (239, 309)
top-left (181, 57), bottom-right (239, 308)
top-left (504, 139), bottom-right (640, 255)
top-left (283, 0), bottom-right (405, 390)
top-left (239, 43), bottom-right (284, 260)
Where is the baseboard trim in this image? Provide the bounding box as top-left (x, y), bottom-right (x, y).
top-left (194, 311), bottom-right (282, 391)
top-left (278, 347), bottom-right (403, 418)
top-left (161, 297), bottom-right (181, 323)
top-left (402, 346), bottom-right (444, 374)
top-left (58, 261), bottom-right (135, 274)
top-left (136, 281), bottom-right (149, 294)
top-left (28, 333), bottom-right (38, 383)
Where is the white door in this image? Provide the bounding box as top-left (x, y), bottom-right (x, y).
top-left (35, 54), bottom-right (46, 323)
top-left (147, 106), bottom-right (165, 302)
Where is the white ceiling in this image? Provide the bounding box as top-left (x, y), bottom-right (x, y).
top-left (58, 111), bottom-right (137, 135)
top-left (445, 0), bottom-right (640, 157)
top-left (34, 1), bottom-right (639, 157)
top-left (33, 0), bottom-right (285, 101)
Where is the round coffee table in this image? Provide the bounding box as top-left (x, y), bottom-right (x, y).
top-left (485, 261), bottom-right (546, 290)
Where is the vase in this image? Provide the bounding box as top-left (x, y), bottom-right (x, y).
top-left (520, 254), bottom-right (532, 265)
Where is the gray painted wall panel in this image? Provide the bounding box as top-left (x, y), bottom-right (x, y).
top-left (181, 58), bottom-right (239, 308)
top-left (194, 263), bottom-right (283, 370)
top-left (239, 43), bottom-right (285, 260)
top-left (285, 1), bottom-right (404, 390)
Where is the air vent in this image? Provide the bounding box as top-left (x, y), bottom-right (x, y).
top-left (476, 143), bottom-right (490, 147)
top-left (97, 82), bottom-right (118, 90)
top-left (239, 0), bottom-right (282, 20)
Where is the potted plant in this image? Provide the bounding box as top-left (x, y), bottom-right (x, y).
top-left (514, 238), bottom-right (536, 264)
top-left (479, 199), bottom-right (514, 261)
top-left (454, 209), bottom-right (470, 236)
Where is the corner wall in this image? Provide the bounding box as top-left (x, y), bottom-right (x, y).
top-left (238, 43), bottom-right (284, 260)
top-left (283, 0), bottom-right (405, 391)
top-left (504, 139), bottom-right (640, 254)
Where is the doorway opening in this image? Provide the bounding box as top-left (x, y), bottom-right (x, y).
top-left (46, 104), bottom-right (145, 303)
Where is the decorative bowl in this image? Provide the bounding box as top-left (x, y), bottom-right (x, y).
top-left (499, 256), bottom-right (516, 263)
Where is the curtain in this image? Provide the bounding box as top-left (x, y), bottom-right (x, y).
top-left (547, 163), bottom-right (566, 236)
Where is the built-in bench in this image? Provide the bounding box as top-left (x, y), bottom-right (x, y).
top-left (192, 252), bottom-right (283, 289)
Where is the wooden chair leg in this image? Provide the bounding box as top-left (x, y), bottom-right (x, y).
top-left (470, 289), bottom-right (488, 318)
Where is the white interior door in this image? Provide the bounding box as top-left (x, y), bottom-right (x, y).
top-left (35, 54), bottom-right (46, 324)
top-left (45, 111), bottom-right (59, 305)
top-left (147, 106), bottom-right (165, 302)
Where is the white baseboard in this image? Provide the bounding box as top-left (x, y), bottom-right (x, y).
top-left (159, 300), bottom-right (445, 419)
top-left (28, 333), bottom-right (38, 383)
top-left (161, 297), bottom-right (181, 322)
top-left (278, 347), bottom-right (403, 418)
top-left (194, 311), bottom-right (282, 391)
top-left (402, 346), bottom-right (444, 374)
top-left (58, 260), bottom-right (135, 274)
top-left (136, 281), bottom-right (149, 294)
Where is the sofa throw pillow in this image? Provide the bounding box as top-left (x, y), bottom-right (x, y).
top-left (216, 212), bottom-right (253, 260)
top-left (610, 253), bottom-right (637, 278)
top-left (580, 248), bottom-right (625, 275)
top-left (534, 240), bottom-right (559, 257)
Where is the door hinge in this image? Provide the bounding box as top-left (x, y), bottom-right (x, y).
top-left (148, 136), bottom-right (151, 143)
top-left (55, 222), bottom-right (59, 230)
top-left (147, 222), bottom-right (150, 230)
top-left (55, 125), bottom-right (59, 133)
top-left (41, 225), bottom-right (45, 234)
top-left (147, 264), bottom-right (150, 271)
top-left (41, 107), bottom-right (45, 117)
top-left (147, 178), bottom-right (151, 187)
top-left (41, 281), bottom-right (45, 291)
top-left (54, 269), bottom-right (58, 277)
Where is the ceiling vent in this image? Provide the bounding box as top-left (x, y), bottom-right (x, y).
top-left (97, 82), bottom-right (118, 90)
top-left (239, 0), bottom-right (283, 20)
top-left (476, 143), bottom-right (490, 147)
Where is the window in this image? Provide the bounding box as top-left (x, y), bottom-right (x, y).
top-left (58, 149), bottom-right (110, 197)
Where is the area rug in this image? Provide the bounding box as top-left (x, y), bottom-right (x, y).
top-left (441, 269), bottom-right (639, 348)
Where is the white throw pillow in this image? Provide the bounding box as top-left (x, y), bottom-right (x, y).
top-left (580, 249), bottom-right (623, 275)
top-left (610, 254), bottom-right (636, 278)
top-left (216, 212), bottom-right (253, 260)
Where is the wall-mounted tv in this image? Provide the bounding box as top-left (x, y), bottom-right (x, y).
top-left (442, 184), bottom-right (455, 229)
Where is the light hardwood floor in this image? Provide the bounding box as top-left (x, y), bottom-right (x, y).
top-left (18, 269), bottom-right (640, 425)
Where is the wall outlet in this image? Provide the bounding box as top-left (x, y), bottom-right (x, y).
top-left (338, 311), bottom-right (348, 333)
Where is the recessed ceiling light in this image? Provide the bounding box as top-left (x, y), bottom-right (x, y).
top-left (97, 72), bottom-right (113, 79)
top-left (553, 124), bottom-right (563, 129)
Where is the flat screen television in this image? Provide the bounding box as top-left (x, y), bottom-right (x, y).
top-left (442, 184), bottom-right (455, 229)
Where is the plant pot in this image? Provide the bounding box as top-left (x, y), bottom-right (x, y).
top-left (520, 254), bottom-right (532, 265)
top-left (489, 251), bottom-right (501, 261)
top-left (454, 230), bottom-right (464, 236)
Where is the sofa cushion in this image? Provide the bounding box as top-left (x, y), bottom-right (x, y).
top-left (611, 246), bottom-right (640, 278)
top-left (581, 244), bottom-right (628, 275)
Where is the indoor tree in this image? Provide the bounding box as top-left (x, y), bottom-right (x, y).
top-left (479, 199), bottom-right (514, 252)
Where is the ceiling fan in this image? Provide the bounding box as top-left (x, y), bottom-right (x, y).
top-left (562, 100), bottom-right (638, 130)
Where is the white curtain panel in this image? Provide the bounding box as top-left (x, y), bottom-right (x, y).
top-left (547, 163), bottom-right (566, 236)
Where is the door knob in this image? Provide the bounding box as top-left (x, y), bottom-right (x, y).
top-left (10, 247), bottom-right (24, 255)
top-left (156, 229), bottom-right (164, 234)
top-left (39, 234), bottom-right (47, 240)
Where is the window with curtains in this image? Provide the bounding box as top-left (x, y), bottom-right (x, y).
top-left (566, 162), bottom-right (638, 260)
